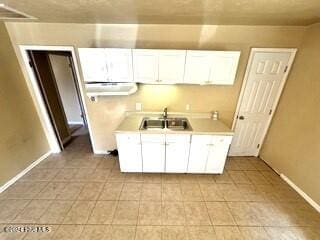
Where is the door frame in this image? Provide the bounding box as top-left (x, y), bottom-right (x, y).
top-left (19, 45), bottom-right (97, 153)
top-left (231, 48), bottom-right (297, 156)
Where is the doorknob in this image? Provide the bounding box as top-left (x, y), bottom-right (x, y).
top-left (238, 115), bottom-right (245, 120)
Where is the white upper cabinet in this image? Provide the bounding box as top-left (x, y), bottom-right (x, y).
top-left (158, 50), bottom-right (186, 84)
top-left (79, 48), bottom-right (240, 85)
top-left (184, 50), bottom-right (240, 85)
top-left (184, 51), bottom-right (213, 84)
top-left (78, 48), bottom-right (133, 83)
top-left (105, 48), bottom-right (133, 82)
top-left (133, 49), bottom-right (186, 84)
top-left (132, 49), bottom-right (159, 83)
top-left (78, 48), bottom-right (108, 82)
top-left (209, 51), bottom-right (241, 85)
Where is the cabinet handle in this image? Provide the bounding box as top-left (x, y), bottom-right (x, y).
top-left (206, 143), bottom-right (214, 146)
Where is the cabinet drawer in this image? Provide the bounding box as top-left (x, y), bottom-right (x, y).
top-left (141, 134), bottom-right (165, 143)
top-left (116, 133), bottom-right (141, 143)
top-left (191, 135), bottom-right (212, 144)
top-left (212, 135), bottom-right (233, 145)
top-left (166, 134), bottom-right (190, 143)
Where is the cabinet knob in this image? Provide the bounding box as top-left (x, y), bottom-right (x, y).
top-left (238, 116), bottom-right (245, 120)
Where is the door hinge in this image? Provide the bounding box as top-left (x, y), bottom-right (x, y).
top-left (284, 65), bottom-right (288, 73)
top-left (29, 60), bottom-right (33, 68)
top-left (269, 109), bottom-right (272, 115)
top-left (257, 144), bottom-right (260, 149)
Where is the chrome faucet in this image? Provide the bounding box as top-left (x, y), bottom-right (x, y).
top-left (163, 107), bottom-right (168, 119)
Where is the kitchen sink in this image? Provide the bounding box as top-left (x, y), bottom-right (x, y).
top-left (140, 118), bottom-right (165, 130)
top-left (140, 117), bottom-right (192, 131)
top-left (167, 118), bottom-right (190, 130)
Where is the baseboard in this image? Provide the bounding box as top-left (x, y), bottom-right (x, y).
top-left (0, 151), bottom-right (51, 194)
top-left (280, 174), bottom-right (320, 213)
top-left (93, 150), bottom-right (110, 155)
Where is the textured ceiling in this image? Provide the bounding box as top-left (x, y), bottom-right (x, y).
top-left (2, 0), bottom-right (320, 25)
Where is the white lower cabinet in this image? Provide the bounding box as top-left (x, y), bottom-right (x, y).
top-left (187, 135), bottom-right (212, 173)
top-left (188, 135), bottom-right (232, 174)
top-left (205, 136), bottom-right (233, 173)
top-left (165, 134), bottom-right (191, 173)
top-left (141, 134), bottom-right (166, 172)
top-left (115, 133), bottom-right (142, 172)
top-left (116, 133), bottom-right (232, 174)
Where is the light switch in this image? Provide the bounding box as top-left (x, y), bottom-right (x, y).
top-left (136, 103), bottom-right (142, 111)
top-left (186, 104), bottom-right (190, 111)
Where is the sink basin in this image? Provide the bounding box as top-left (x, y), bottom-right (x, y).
top-left (140, 118), bottom-right (165, 130)
top-left (140, 117), bottom-right (192, 131)
top-left (166, 118), bottom-right (191, 130)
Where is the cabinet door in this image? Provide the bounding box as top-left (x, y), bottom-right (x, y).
top-left (209, 51), bottom-right (240, 85)
top-left (158, 50), bottom-right (186, 84)
top-left (116, 134), bottom-right (142, 172)
top-left (105, 48), bottom-right (133, 82)
top-left (206, 136), bottom-right (233, 174)
top-left (78, 48), bottom-right (108, 82)
top-left (141, 134), bottom-right (165, 172)
top-left (187, 135), bottom-right (212, 173)
top-left (165, 134), bottom-right (190, 173)
top-left (133, 49), bottom-right (159, 83)
top-left (184, 51), bottom-right (213, 84)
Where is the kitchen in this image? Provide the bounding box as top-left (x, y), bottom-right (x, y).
top-left (0, 2), bottom-right (319, 239)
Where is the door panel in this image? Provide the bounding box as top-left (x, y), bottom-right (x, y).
top-left (116, 134), bottom-right (142, 172)
top-left (106, 49), bottom-right (133, 82)
top-left (29, 51), bottom-right (71, 148)
top-left (230, 50), bottom-right (294, 156)
top-left (78, 48), bottom-right (108, 82)
top-left (142, 142), bottom-right (165, 172)
top-left (158, 50), bottom-right (186, 84)
top-left (184, 51), bottom-right (212, 84)
top-left (165, 142), bottom-right (190, 173)
top-left (206, 143), bottom-right (230, 174)
top-left (133, 49), bottom-right (158, 83)
top-left (187, 135), bottom-right (212, 173)
top-left (210, 52), bottom-right (240, 85)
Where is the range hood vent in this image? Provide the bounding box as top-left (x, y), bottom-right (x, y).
top-left (0, 4), bottom-right (36, 20)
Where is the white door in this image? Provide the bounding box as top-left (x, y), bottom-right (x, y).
top-left (78, 48), bottom-right (108, 82)
top-left (165, 134), bottom-right (190, 173)
top-left (230, 49), bottom-right (296, 156)
top-left (187, 135), bottom-right (212, 173)
top-left (184, 51), bottom-right (213, 84)
top-left (209, 51), bottom-right (240, 85)
top-left (141, 134), bottom-right (165, 172)
top-left (206, 136), bottom-right (233, 173)
top-left (116, 134), bottom-right (142, 172)
top-left (105, 49), bottom-right (133, 82)
top-left (133, 49), bottom-right (159, 83)
top-left (158, 50), bottom-right (186, 84)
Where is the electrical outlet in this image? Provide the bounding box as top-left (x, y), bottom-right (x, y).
top-left (136, 103), bottom-right (142, 111)
top-left (186, 104), bottom-right (190, 111)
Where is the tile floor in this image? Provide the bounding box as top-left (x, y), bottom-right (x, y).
top-left (0, 130), bottom-right (319, 240)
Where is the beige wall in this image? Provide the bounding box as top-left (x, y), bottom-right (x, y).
top-left (260, 23), bottom-right (320, 205)
top-left (0, 22), bottom-right (49, 186)
top-left (5, 23), bottom-right (307, 151)
top-left (49, 54), bottom-right (83, 124)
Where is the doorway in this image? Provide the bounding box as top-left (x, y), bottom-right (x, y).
top-left (20, 46), bottom-right (94, 153)
top-left (230, 48), bottom-right (297, 157)
top-left (28, 50), bottom-right (86, 150)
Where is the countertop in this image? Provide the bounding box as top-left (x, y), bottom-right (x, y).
top-left (114, 112), bottom-right (234, 135)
